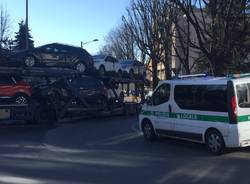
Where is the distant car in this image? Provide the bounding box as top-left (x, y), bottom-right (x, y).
top-left (7, 43), bottom-right (94, 73)
top-left (119, 59), bottom-right (146, 78)
top-left (0, 75), bottom-right (32, 104)
top-left (93, 55), bottom-right (123, 77)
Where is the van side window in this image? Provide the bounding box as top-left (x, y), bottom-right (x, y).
top-left (152, 84), bottom-right (170, 106)
top-left (174, 85), bottom-right (227, 112)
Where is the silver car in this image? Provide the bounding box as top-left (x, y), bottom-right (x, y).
top-left (119, 59), bottom-right (146, 79)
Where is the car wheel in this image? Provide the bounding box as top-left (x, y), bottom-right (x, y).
top-left (119, 92), bottom-right (124, 102)
top-left (118, 70), bottom-right (123, 78)
top-left (14, 94), bottom-right (29, 104)
top-left (24, 55), bottom-right (36, 67)
top-left (99, 66), bottom-right (106, 76)
top-left (102, 97), bottom-right (109, 111)
top-left (142, 120), bottom-right (156, 141)
top-left (75, 62), bottom-right (86, 73)
top-left (129, 69), bottom-right (135, 79)
top-left (205, 129), bottom-right (225, 155)
top-left (49, 90), bottom-right (61, 106)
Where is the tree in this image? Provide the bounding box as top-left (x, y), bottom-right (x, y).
top-left (100, 22), bottom-right (140, 60)
top-left (0, 5), bottom-right (10, 49)
top-left (0, 5), bottom-right (11, 62)
top-left (14, 20), bottom-right (34, 50)
top-left (170, 0), bottom-right (250, 75)
top-left (123, 0), bottom-right (174, 88)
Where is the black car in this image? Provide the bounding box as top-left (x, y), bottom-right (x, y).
top-left (7, 43), bottom-right (94, 73)
top-left (40, 76), bottom-right (118, 110)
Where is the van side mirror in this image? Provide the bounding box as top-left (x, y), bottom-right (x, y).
top-left (146, 96), bottom-right (152, 106)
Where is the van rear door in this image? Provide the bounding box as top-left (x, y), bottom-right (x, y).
top-left (234, 79), bottom-right (250, 143)
top-left (235, 81), bottom-right (250, 122)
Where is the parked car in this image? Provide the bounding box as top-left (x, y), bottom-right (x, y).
top-left (93, 55), bottom-right (123, 77)
top-left (0, 75), bottom-right (32, 104)
top-left (7, 43), bottom-right (94, 73)
top-left (119, 59), bottom-right (146, 79)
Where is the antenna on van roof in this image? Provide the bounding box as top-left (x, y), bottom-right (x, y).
top-left (175, 73), bottom-right (209, 79)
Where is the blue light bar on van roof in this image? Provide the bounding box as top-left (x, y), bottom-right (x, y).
top-left (227, 73), bottom-right (250, 79)
top-left (176, 73), bottom-right (208, 79)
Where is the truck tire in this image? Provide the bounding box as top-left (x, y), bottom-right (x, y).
top-left (34, 106), bottom-right (57, 126)
top-left (99, 66), bottom-right (106, 76)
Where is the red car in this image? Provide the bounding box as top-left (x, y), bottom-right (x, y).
top-left (0, 75), bottom-right (32, 104)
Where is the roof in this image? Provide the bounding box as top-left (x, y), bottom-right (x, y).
top-left (159, 73), bottom-right (250, 85)
top-left (160, 76), bottom-right (227, 85)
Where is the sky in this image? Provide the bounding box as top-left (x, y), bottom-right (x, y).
top-left (0, 0), bottom-right (130, 54)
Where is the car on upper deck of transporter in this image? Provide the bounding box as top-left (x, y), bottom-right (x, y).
top-left (93, 55), bottom-right (123, 77)
top-left (119, 59), bottom-right (146, 79)
top-left (6, 43), bottom-right (94, 74)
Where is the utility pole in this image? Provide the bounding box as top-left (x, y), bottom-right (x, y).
top-left (186, 0), bottom-right (190, 74)
top-left (25, 0), bottom-right (29, 49)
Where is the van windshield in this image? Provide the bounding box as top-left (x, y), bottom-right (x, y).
top-left (236, 83), bottom-right (250, 108)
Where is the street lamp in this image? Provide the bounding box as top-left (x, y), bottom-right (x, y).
top-left (80, 39), bottom-right (99, 48)
top-left (25, 0), bottom-right (29, 49)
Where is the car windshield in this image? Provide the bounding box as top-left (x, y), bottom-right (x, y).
top-left (120, 60), bottom-right (133, 65)
top-left (93, 55), bottom-right (106, 60)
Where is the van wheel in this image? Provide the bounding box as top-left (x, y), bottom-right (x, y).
top-left (142, 120), bottom-right (156, 141)
top-left (205, 129), bottom-right (225, 155)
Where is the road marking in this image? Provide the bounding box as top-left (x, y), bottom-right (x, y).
top-left (131, 123), bottom-right (141, 133)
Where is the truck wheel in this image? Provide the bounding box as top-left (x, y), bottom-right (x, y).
top-left (142, 120), bottom-right (156, 141)
top-left (118, 70), bottom-right (123, 78)
top-left (129, 69), bottom-right (134, 79)
top-left (101, 97), bottom-right (109, 111)
top-left (34, 106), bottom-right (57, 126)
top-left (99, 66), bottom-right (106, 76)
top-left (205, 129), bottom-right (225, 155)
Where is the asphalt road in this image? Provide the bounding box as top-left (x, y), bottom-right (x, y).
top-left (0, 115), bottom-right (250, 184)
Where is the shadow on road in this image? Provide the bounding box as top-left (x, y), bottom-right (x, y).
top-left (0, 116), bottom-right (250, 184)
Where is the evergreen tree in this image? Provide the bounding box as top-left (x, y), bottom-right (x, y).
top-left (14, 20), bottom-right (34, 50)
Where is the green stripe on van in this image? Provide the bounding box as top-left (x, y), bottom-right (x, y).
top-left (238, 115), bottom-right (250, 122)
top-left (141, 110), bottom-right (229, 123)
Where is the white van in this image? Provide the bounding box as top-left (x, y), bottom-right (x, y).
top-left (139, 74), bottom-right (250, 154)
